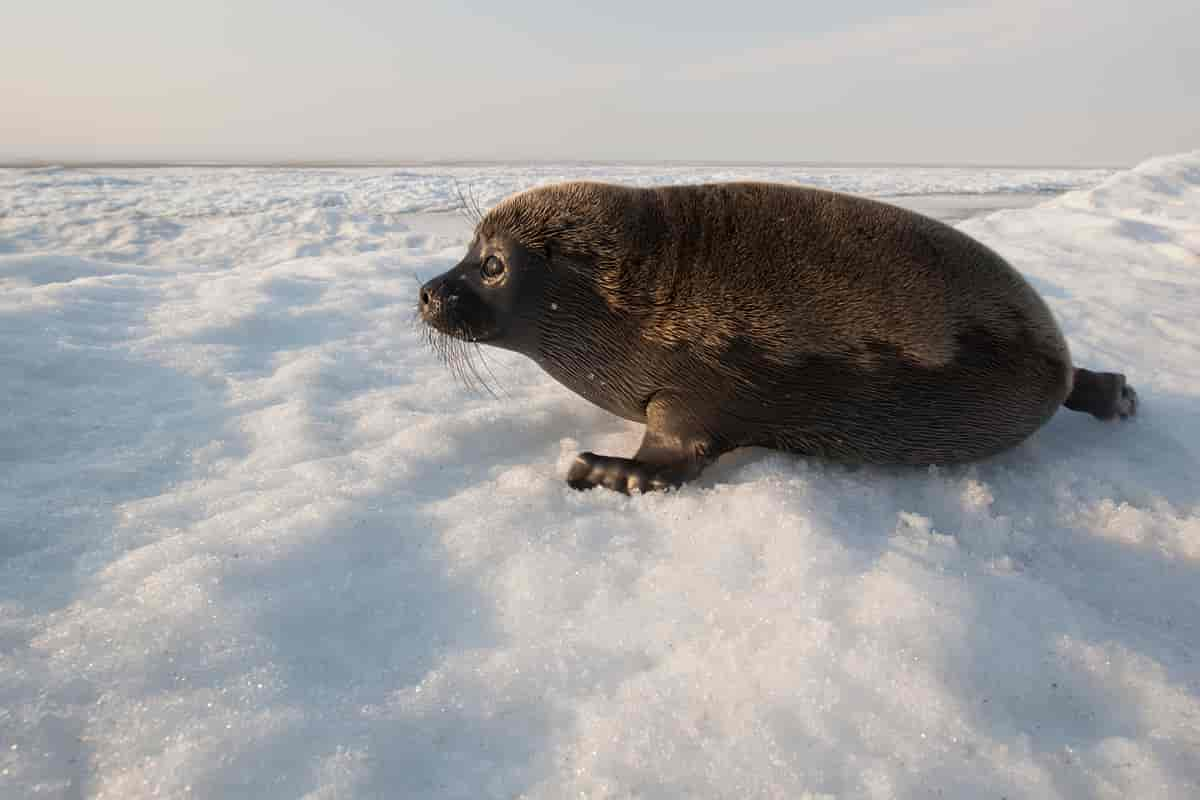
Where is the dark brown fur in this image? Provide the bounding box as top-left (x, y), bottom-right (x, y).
top-left (420, 181), bottom-right (1135, 492)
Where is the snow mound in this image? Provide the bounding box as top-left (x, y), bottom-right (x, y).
top-left (1, 155), bottom-right (1198, 799)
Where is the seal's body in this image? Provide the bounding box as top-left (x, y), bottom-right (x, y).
top-left (420, 182), bottom-right (1136, 493)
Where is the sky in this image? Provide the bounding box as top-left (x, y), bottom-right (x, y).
top-left (2, 0), bottom-right (1197, 166)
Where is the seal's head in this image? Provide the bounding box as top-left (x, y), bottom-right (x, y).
top-left (420, 182), bottom-right (624, 362)
top-left (418, 229), bottom-right (549, 355)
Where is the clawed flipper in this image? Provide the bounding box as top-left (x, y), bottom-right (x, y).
top-left (567, 452), bottom-right (692, 493)
top-left (566, 392), bottom-right (720, 494)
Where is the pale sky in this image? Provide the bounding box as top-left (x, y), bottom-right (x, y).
top-left (3, 0), bottom-right (1197, 166)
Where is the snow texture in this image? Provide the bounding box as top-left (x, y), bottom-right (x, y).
top-left (1, 156), bottom-right (1197, 799)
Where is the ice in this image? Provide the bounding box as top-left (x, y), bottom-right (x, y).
top-left (1, 156), bottom-right (1197, 798)
top-left (0, 163), bottom-right (1110, 268)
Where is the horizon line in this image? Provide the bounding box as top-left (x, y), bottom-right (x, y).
top-left (0, 156), bottom-right (1129, 171)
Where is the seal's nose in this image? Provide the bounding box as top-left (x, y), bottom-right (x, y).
top-left (419, 277), bottom-right (444, 320)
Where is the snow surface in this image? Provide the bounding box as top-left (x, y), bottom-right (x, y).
top-left (1, 157), bottom-right (1198, 799)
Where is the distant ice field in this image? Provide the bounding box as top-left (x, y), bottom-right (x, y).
top-left (0, 162), bottom-right (1111, 267)
top-left (2, 157), bottom-right (1198, 799)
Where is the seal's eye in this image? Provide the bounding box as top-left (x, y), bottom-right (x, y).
top-left (480, 255), bottom-right (506, 283)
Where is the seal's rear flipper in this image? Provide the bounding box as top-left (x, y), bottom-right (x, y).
top-left (1063, 368), bottom-right (1138, 420)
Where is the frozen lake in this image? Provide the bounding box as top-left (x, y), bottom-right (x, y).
top-left (2, 157), bottom-right (1198, 799)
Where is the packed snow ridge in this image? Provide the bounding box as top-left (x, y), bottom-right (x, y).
top-left (1, 154), bottom-right (1198, 799)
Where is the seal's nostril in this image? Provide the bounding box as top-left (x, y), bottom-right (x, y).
top-left (420, 288), bottom-right (430, 307)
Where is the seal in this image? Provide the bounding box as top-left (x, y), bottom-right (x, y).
top-left (419, 181), bottom-right (1137, 493)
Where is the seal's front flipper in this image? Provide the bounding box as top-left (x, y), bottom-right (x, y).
top-left (1063, 368), bottom-right (1138, 420)
top-left (566, 392), bottom-right (721, 494)
top-left (566, 452), bottom-right (699, 493)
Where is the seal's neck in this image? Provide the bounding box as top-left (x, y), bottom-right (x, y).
top-left (532, 281), bottom-right (653, 422)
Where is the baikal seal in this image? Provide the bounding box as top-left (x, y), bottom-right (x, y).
top-left (420, 181), bottom-right (1136, 494)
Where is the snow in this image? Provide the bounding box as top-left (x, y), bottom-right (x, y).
top-left (1, 156), bottom-right (1197, 799)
